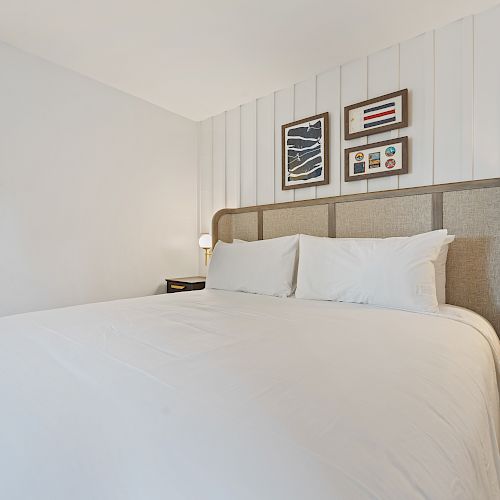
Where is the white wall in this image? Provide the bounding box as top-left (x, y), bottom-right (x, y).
top-left (0, 42), bottom-right (198, 316)
top-left (198, 5), bottom-right (500, 253)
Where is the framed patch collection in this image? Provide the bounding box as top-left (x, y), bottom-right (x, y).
top-left (344, 137), bottom-right (408, 182)
top-left (282, 112), bottom-right (329, 190)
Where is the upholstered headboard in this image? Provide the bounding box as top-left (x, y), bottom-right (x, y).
top-left (212, 179), bottom-right (500, 333)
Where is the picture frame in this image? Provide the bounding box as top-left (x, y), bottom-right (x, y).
top-left (344, 89), bottom-right (408, 140)
top-left (282, 112), bottom-right (329, 190)
top-left (344, 137), bottom-right (408, 182)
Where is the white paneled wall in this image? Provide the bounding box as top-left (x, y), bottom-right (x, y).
top-left (240, 101), bottom-right (257, 207)
top-left (225, 107), bottom-right (241, 208)
top-left (474, 10), bottom-right (500, 180)
top-left (257, 94), bottom-right (275, 205)
top-left (274, 88), bottom-right (294, 203)
top-left (434, 17), bottom-right (474, 184)
top-left (212, 113), bottom-right (226, 214)
top-left (198, 119), bottom-right (213, 234)
top-left (399, 32), bottom-right (434, 188)
top-left (198, 6), bottom-right (500, 246)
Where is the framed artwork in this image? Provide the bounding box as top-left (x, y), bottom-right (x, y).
top-left (344, 89), bottom-right (408, 140)
top-left (282, 112), bottom-right (329, 190)
top-left (344, 137), bottom-right (408, 182)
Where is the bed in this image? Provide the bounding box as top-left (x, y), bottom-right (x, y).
top-left (1, 179), bottom-right (499, 499)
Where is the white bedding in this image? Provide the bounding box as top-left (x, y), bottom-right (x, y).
top-left (0, 290), bottom-right (499, 500)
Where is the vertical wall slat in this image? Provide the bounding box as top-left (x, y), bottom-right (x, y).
top-left (461, 16), bottom-right (474, 182)
top-left (199, 118), bottom-right (213, 233)
top-left (316, 67), bottom-right (341, 198)
top-left (294, 77), bottom-right (317, 201)
top-left (340, 57), bottom-right (368, 195)
top-left (399, 31), bottom-right (434, 188)
top-left (434, 17), bottom-right (474, 184)
top-left (240, 101), bottom-right (257, 207)
top-left (474, 4), bottom-right (500, 180)
top-left (274, 88), bottom-right (295, 204)
top-left (367, 45), bottom-right (400, 192)
top-left (226, 106), bottom-right (241, 208)
top-left (212, 112), bottom-right (226, 214)
top-left (256, 94), bottom-right (275, 204)
top-left (198, 118), bottom-right (213, 273)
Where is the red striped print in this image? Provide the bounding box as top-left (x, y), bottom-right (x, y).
top-left (364, 109), bottom-right (395, 121)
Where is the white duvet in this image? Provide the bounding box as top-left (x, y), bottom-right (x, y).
top-left (0, 290), bottom-right (499, 500)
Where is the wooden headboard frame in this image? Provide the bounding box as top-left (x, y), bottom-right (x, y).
top-left (212, 178), bottom-right (500, 333)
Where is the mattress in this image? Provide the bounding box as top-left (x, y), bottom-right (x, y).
top-left (0, 290), bottom-right (499, 500)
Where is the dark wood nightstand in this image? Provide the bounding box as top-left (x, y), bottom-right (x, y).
top-left (166, 276), bottom-right (206, 293)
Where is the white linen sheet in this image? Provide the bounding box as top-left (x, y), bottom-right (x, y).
top-left (0, 290), bottom-right (499, 500)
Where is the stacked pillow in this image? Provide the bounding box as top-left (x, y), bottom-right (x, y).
top-left (206, 231), bottom-right (454, 313)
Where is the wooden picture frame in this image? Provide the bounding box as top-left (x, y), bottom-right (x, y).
top-left (282, 112), bottom-right (329, 190)
top-left (344, 89), bottom-right (408, 140)
top-left (344, 137), bottom-right (408, 182)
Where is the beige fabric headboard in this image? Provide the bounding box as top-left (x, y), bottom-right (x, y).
top-left (213, 179), bottom-right (500, 334)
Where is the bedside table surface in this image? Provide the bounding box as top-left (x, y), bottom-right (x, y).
top-left (166, 276), bottom-right (206, 283)
top-left (166, 276), bottom-right (206, 294)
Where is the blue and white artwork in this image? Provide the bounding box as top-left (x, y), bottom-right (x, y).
top-left (282, 112), bottom-right (329, 190)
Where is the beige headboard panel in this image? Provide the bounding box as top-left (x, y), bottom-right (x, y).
top-left (263, 205), bottom-right (330, 239)
top-left (213, 179), bottom-right (500, 333)
top-left (336, 194), bottom-right (433, 237)
top-left (217, 212), bottom-right (259, 243)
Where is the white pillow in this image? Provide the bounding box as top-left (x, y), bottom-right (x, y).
top-left (232, 234), bottom-right (454, 302)
top-left (296, 230), bottom-right (450, 313)
top-left (313, 234), bottom-right (454, 304)
top-left (206, 235), bottom-right (299, 297)
top-left (435, 235), bottom-right (455, 304)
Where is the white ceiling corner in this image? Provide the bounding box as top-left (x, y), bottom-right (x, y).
top-left (0, 0), bottom-right (497, 121)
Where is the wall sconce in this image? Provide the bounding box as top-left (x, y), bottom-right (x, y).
top-left (198, 233), bottom-right (213, 266)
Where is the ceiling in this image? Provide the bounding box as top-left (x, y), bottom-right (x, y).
top-left (0, 0), bottom-right (497, 121)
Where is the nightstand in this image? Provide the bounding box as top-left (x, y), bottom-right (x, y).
top-left (166, 276), bottom-right (206, 293)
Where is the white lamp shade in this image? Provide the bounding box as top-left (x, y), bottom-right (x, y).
top-left (198, 233), bottom-right (212, 249)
